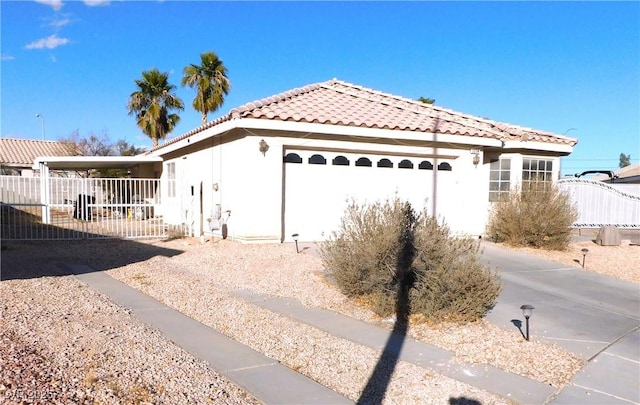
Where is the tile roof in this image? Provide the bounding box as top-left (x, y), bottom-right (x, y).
top-left (0, 138), bottom-right (81, 166)
top-left (154, 79), bottom-right (578, 152)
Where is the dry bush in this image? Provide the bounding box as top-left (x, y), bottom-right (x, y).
top-left (411, 216), bottom-right (502, 323)
top-left (319, 198), bottom-right (414, 316)
top-left (321, 198), bottom-right (502, 323)
top-left (487, 182), bottom-right (578, 250)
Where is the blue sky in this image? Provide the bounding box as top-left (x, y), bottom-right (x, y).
top-left (1, 1), bottom-right (638, 175)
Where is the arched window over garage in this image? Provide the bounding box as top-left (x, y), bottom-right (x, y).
top-left (398, 159), bottom-right (413, 169)
top-left (308, 154), bottom-right (327, 165)
top-left (332, 156), bottom-right (350, 166)
top-left (377, 158), bottom-right (393, 168)
top-left (418, 161), bottom-right (433, 170)
top-left (438, 162), bottom-right (452, 171)
top-left (284, 153), bottom-right (303, 163)
top-left (355, 157), bottom-right (372, 167)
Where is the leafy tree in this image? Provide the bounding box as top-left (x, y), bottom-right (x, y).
top-left (182, 51), bottom-right (230, 125)
top-left (619, 153), bottom-right (631, 168)
top-left (418, 96), bottom-right (435, 104)
top-left (127, 68), bottom-right (184, 148)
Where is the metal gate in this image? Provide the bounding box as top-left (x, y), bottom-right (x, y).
top-left (0, 175), bottom-right (167, 240)
top-left (558, 178), bottom-right (640, 228)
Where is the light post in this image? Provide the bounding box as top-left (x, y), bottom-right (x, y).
top-left (520, 304), bottom-right (535, 341)
top-left (292, 233), bottom-right (299, 253)
top-left (581, 248), bottom-right (589, 268)
top-left (35, 113), bottom-right (46, 140)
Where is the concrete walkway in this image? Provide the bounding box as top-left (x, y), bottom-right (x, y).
top-left (235, 290), bottom-right (555, 404)
top-left (71, 265), bottom-right (352, 405)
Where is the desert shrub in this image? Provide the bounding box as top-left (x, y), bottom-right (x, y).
top-left (411, 216), bottom-right (502, 323)
top-left (319, 198), bottom-right (415, 316)
top-left (487, 181), bottom-right (578, 250)
top-left (321, 198), bottom-right (502, 323)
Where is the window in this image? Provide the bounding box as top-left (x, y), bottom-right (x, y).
top-left (284, 153), bottom-right (302, 163)
top-left (308, 154), bottom-right (326, 165)
top-left (437, 162), bottom-right (452, 171)
top-left (356, 157), bottom-right (372, 167)
top-left (167, 162), bottom-right (176, 198)
top-left (489, 158), bottom-right (510, 202)
top-left (377, 158), bottom-right (393, 168)
top-left (522, 158), bottom-right (553, 184)
top-left (398, 159), bottom-right (413, 169)
top-left (418, 161), bottom-right (433, 170)
top-left (332, 156), bottom-right (350, 166)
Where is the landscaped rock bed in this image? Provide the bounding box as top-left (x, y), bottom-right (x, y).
top-left (4, 236), bottom-right (626, 403)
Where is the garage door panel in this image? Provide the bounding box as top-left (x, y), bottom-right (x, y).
top-left (284, 152), bottom-right (453, 242)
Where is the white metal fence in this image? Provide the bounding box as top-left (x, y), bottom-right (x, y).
top-left (558, 178), bottom-right (640, 228)
top-left (1, 175), bottom-right (167, 240)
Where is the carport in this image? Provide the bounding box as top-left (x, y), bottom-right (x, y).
top-left (0, 155), bottom-right (165, 240)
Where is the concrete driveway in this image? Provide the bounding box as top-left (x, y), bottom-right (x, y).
top-left (479, 242), bottom-right (640, 404)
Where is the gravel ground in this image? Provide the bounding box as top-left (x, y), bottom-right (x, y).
top-left (3, 234), bottom-right (629, 404)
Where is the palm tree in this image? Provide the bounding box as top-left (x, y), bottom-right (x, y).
top-left (182, 51), bottom-right (230, 125)
top-left (127, 68), bottom-right (184, 148)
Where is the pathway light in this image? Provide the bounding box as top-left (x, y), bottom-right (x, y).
top-left (520, 304), bottom-right (535, 341)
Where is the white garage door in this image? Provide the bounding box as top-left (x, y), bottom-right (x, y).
top-left (282, 150), bottom-right (456, 242)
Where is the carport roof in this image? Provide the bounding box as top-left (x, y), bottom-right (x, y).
top-left (151, 78), bottom-right (578, 153)
top-left (33, 156), bottom-right (162, 170)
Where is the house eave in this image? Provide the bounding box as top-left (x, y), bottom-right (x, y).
top-left (32, 156), bottom-right (163, 170)
top-left (232, 118), bottom-right (506, 148)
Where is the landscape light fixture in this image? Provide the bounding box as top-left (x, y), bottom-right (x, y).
top-left (35, 113), bottom-right (45, 140)
top-left (292, 233), bottom-right (299, 253)
top-left (581, 248), bottom-right (589, 268)
top-left (470, 148), bottom-right (481, 167)
top-left (520, 304), bottom-right (535, 341)
top-left (259, 139), bottom-right (269, 156)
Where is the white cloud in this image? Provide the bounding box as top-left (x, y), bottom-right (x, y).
top-left (25, 34), bottom-right (70, 50)
top-left (50, 17), bottom-right (72, 29)
top-left (35, 0), bottom-right (64, 11)
top-left (84, 0), bottom-right (110, 6)
top-left (1, 54), bottom-right (16, 61)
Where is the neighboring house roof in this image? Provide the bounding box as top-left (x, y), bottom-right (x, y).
top-left (593, 163), bottom-right (640, 183)
top-left (615, 163), bottom-right (640, 179)
top-left (152, 78), bottom-right (578, 153)
top-left (0, 138), bottom-right (81, 167)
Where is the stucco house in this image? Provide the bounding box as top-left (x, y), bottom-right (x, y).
top-left (148, 79), bottom-right (577, 243)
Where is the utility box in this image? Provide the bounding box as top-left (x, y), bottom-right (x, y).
top-left (596, 225), bottom-right (621, 246)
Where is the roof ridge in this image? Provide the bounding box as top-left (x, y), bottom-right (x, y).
top-left (323, 79), bottom-right (578, 143)
top-left (323, 79), bottom-right (513, 139)
top-left (229, 80), bottom-right (332, 118)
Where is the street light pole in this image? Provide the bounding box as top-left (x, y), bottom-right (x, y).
top-left (35, 113), bottom-right (45, 140)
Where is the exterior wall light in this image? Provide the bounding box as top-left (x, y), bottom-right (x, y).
top-left (581, 248), bottom-right (589, 268)
top-left (520, 304), bottom-right (535, 341)
top-left (212, 183), bottom-right (219, 191)
top-left (259, 139), bottom-right (269, 156)
top-left (292, 233), bottom-right (299, 253)
top-left (470, 148), bottom-right (481, 167)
